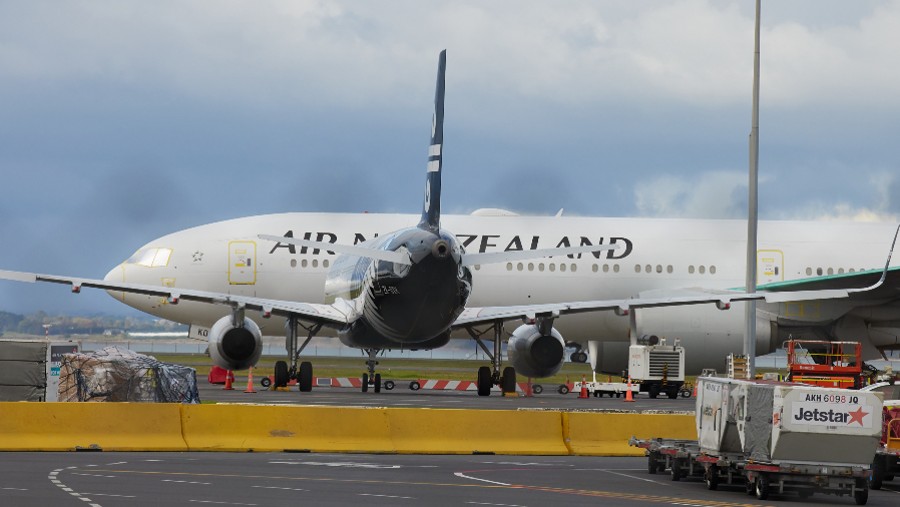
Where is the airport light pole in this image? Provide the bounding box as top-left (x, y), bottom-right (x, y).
top-left (744, 0), bottom-right (761, 378)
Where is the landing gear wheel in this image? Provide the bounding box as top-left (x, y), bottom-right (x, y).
top-left (409, 381), bottom-right (421, 391)
top-left (501, 366), bottom-right (516, 394)
top-left (361, 373), bottom-right (369, 393)
top-left (274, 361), bottom-right (289, 388)
top-left (383, 380), bottom-right (395, 391)
top-left (298, 361), bottom-right (313, 392)
top-left (558, 385), bottom-right (570, 395)
top-left (755, 475), bottom-right (770, 500)
top-left (374, 373), bottom-right (382, 393)
top-left (532, 384), bottom-right (543, 394)
top-left (477, 366), bottom-right (492, 397)
top-left (260, 376), bottom-right (272, 388)
top-left (704, 466), bottom-right (719, 490)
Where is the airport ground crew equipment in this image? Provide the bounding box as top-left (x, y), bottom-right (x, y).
top-left (869, 401), bottom-right (900, 490)
top-left (631, 376), bottom-right (883, 504)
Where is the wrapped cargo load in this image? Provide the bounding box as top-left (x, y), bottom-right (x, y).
top-left (58, 347), bottom-right (199, 403)
top-left (696, 376), bottom-right (882, 466)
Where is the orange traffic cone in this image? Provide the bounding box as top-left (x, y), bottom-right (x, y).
top-left (624, 376), bottom-right (635, 402)
top-left (223, 370), bottom-right (234, 391)
top-left (692, 383), bottom-right (698, 398)
top-left (244, 366), bottom-right (257, 394)
top-left (579, 375), bottom-right (588, 399)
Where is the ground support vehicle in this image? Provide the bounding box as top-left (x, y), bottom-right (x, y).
top-left (630, 437), bottom-right (871, 503)
top-left (572, 380), bottom-right (639, 398)
top-left (870, 403), bottom-right (900, 490)
top-left (627, 340), bottom-right (685, 399)
top-left (784, 339), bottom-right (871, 389)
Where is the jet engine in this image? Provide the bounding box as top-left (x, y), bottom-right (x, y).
top-left (208, 315), bottom-right (263, 371)
top-left (507, 324), bottom-right (566, 378)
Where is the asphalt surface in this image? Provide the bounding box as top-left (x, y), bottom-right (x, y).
top-left (198, 379), bottom-right (695, 412)
top-left (2, 452), bottom-right (898, 507)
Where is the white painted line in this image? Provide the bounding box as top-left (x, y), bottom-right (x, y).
top-left (82, 493), bottom-right (137, 498)
top-left (79, 498), bottom-right (92, 502)
top-left (453, 472), bottom-right (510, 486)
top-left (106, 462), bottom-right (127, 466)
top-left (358, 493), bottom-right (415, 499)
top-left (251, 486), bottom-right (308, 492)
top-left (465, 503), bottom-right (524, 507)
top-left (188, 501), bottom-right (257, 506)
top-left (163, 480), bottom-right (211, 485)
top-left (73, 473), bottom-right (116, 478)
top-left (2, 487), bottom-right (28, 491)
top-left (597, 469), bottom-right (667, 485)
top-left (62, 487), bottom-right (74, 492)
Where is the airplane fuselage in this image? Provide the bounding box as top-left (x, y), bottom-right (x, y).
top-left (104, 211), bottom-right (899, 371)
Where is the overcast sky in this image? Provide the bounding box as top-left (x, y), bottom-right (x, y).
top-left (1, 0), bottom-right (898, 315)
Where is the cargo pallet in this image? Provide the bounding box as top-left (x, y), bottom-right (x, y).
top-left (630, 437), bottom-right (871, 504)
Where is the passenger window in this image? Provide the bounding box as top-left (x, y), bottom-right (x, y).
top-left (699, 265), bottom-right (706, 274)
top-left (613, 264), bottom-right (620, 273)
top-left (560, 263), bottom-right (566, 272)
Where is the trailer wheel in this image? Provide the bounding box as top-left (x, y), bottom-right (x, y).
top-left (745, 479), bottom-right (755, 496)
top-left (409, 381), bottom-right (421, 391)
top-left (854, 485), bottom-right (868, 505)
top-left (383, 380), bottom-right (395, 391)
top-left (532, 384), bottom-right (543, 394)
top-left (704, 466), bottom-right (719, 490)
top-left (648, 454), bottom-right (658, 475)
top-left (648, 384), bottom-right (660, 399)
top-left (754, 475), bottom-right (770, 500)
top-left (869, 459), bottom-right (884, 490)
top-left (670, 460), bottom-right (682, 481)
top-left (679, 388), bottom-right (691, 398)
top-left (558, 385), bottom-right (569, 395)
top-left (667, 386), bottom-right (679, 399)
top-left (260, 376), bottom-right (271, 388)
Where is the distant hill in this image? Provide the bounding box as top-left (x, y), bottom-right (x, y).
top-left (0, 310), bottom-right (185, 336)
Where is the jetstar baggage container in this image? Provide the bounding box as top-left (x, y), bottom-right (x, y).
top-left (695, 376), bottom-right (746, 455)
top-left (768, 385), bottom-right (882, 465)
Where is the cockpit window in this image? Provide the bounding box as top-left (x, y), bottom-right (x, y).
top-left (127, 248), bottom-right (172, 267)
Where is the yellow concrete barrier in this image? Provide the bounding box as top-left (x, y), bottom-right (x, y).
top-left (0, 402), bottom-right (186, 451)
top-left (0, 402), bottom-right (696, 456)
top-left (181, 404), bottom-right (394, 452)
top-left (564, 412), bottom-right (696, 456)
top-left (388, 408), bottom-right (568, 455)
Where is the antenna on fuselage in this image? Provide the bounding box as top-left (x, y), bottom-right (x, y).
top-left (419, 49), bottom-right (446, 233)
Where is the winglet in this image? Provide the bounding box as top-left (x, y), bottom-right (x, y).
top-left (850, 223), bottom-right (900, 293)
top-left (419, 50), bottom-right (446, 233)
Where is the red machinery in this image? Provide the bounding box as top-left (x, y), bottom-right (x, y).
top-left (785, 340), bottom-right (864, 389)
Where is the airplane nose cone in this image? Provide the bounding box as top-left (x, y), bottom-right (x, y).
top-left (104, 264), bottom-right (123, 283)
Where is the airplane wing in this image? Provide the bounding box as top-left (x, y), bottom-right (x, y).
top-left (0, 269), bottom-right (354, 327)
top-left (451, 287), bottom-right (854, 328)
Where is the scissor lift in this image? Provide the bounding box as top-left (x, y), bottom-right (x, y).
top-left (785, 339), bottom-right (864, 389)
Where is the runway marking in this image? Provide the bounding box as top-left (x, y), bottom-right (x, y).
top-left (47, 468), bottom-right (102, 507)
top-left (598, 469), bottom-right (668, 485)
top-left (270, 461), bottom-right (402, 469)
top-left (2, 487), bottom-right (28, 491)
top-left (251, 486), bottom-right (308, 492)
top-left (164, 479), bottom-right (211, 485)
top-left (454, 472), bottom-right (511, 486)
top-left (358, 493), bottom-right (415, 499)
top-left (73, 473), bottom-right (117, 478)
top-left (188, 501), bottom-right (257, 506)
top-left (82, 468), bottom-right (767, 506)
top-left (82, 493), bottom-right (137, 498)
top-left (465, 503), bottom-right (524, 507)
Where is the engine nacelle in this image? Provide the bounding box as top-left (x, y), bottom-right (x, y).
top-left (208, 315), bottom-right (263, 371)
top-left (507, 324), bottom-right (566, 379)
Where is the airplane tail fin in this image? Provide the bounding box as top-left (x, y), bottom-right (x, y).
top-left (419, 50), bottom-right (446, 233)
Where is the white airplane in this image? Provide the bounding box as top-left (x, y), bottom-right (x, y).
top-left (1, 51), bottom-right (898, 396)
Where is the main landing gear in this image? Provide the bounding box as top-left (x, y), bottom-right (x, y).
top-left (361, 348), bottom-right (383, 393)
top-left (272, 316), bottom-right (318, 392)
top-left (466, 320), bottom-right (517, 397)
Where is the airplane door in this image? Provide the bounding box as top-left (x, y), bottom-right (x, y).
top-left (757, 249), bottom-right (784, 284)
top-left (229, 241), bottom-right (256, 285)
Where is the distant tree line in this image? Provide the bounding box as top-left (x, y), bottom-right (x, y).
top-left (0, 310), bottom-right (186, 336)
